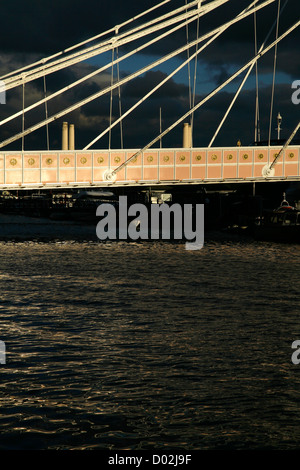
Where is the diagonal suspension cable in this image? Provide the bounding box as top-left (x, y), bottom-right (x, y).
top-left (208, 0), bottom-right (288, 148)
top-left (0, 0), bottom-right (172, 81)
top-left (254, 7), bottom-right (261, 143)
top-left (190, 4), bottom-right (201, 144)
top-left (109, 47), bottom-right (114, 151)
top-left (83, 0), bottom-right (262, 150)
top-left (116, 42), bottom-right (123, 149)
top-left (185, 0), bottom-right (193, 113)
top-left (0, 1), bottom-right (238, 149)
top-left (268, 0), bottom-right (281, 145)
top-left (0, 2), bottom-right (217, 128)
top-left (2, 0), bottom-right (217, 91)
top-left (106, 19), bottom-right (300, 180)
top-left (43, 74), bottom-right (50, 151)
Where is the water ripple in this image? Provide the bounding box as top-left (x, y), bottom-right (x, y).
top-left (0, 240), bottom-right (300, 449)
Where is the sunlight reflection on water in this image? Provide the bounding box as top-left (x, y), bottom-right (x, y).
top-left (0, 240), bottom-right (300, 450)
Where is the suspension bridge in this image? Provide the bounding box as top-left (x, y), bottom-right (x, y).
top-left (0, 0), bottom-right (299, 191)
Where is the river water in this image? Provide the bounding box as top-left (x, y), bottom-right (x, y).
top-left (0, 238), bottom-right (300, 450)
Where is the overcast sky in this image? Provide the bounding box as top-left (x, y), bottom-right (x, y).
top-left (0, 0), bottom-right (299, 151)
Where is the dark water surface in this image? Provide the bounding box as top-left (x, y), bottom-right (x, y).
top-left (0, 239), bottom-right (300, 450)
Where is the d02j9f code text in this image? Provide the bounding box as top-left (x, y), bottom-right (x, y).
top-left (151, 455), bottom-right (191, 466)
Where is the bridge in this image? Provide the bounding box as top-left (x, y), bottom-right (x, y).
top-left (1, 144), bottom-right (300, 190)
top-left (0, 0), bottom-right (299, 192)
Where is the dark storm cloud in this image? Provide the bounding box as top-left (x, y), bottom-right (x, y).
top-left (2, 0), bottom-right (297, 62)
top-left (1, 0), bottom-right (178, 54)
top-left (123, 71), bottom-right (187, 99)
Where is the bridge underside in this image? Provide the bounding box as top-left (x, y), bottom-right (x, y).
top-left (1, 145), bottom-right (299, 190)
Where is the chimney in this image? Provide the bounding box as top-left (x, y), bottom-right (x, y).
top-left (183, 122), bottom-right (192, 148)
top-left (69, 124), bottom-right (75, 150)
top-left (62, 122), bottom-right (68, 150)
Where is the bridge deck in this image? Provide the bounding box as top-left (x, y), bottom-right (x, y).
top-left (0, 145), bottom-right (299, 190)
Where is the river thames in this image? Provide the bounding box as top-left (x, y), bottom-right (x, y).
top-left (0, 238), bottom-right (299, 451)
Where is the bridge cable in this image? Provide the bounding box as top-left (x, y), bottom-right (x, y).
top-left (185, 0), bottom-right (193, 114)
top-left (0, 3), bottom-right (210, 127)
top-left (116, 44), bottom-right (123, 149)
top-left (254, 8), bottom-right (261, 143)
top-left (2, 0), bottom-right (211, 90)
top-left (22, 82), bottom-right (25, 151)
top-left (268, 0), bottom-right (281, 146)
top-left (262, 120), bottom-right (300, 177)
top-left (106, 19), bottom-right (300, 180)
top-left (109, 47), bottom-right (114, 150)
top-left (208, 0), bottom-right (288, 148)
top-left (269, 121), bottom-right (300, 170)
top-left (0, 0), bottom-right (172, 81)
top-left (43, 74), bottom-right (50, 151)
top-left (84, 1), bottom-right (261, 150)
top-left (191, 4), bottom-right (201, 146)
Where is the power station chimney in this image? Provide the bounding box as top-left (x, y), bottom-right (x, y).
top-left (69, 124), bottom-right (75, 150)
top-left (62, 122), bottom-right (68, 150)
top-left (183, 122), bottom-right (192, 148)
